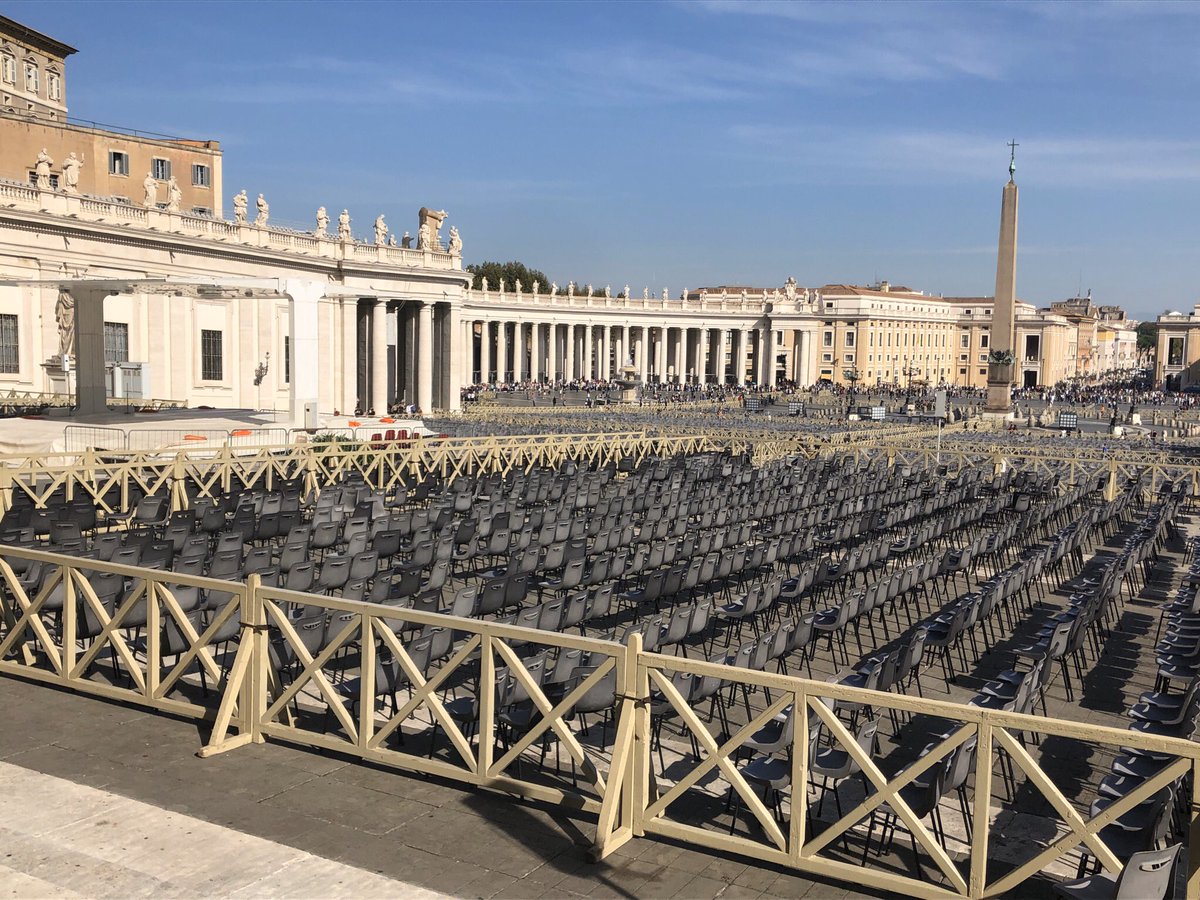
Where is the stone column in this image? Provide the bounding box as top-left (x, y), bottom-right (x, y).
top-left (674, 328), bottom-right (686, 383)
top-left (72, 287), bottom-right (109, 416)
top-left (612, 326), bottom-right (623, 377)
top-left (716, 329), bottom-right (728, 384)
top-left (370, 299), bottom-right (388, 414)
top-left (514, 321), bottom-right (526, 383)
top-left (566, 324), bottom-right (576, 381)
top-left (418, 301), bottom-right (434, 412)
top-left (638, 328), bottom-right (649, 383)
top-left (498, 321), bottom-right (510, 383)
top-left (530, 323), bottom-right (541, 382)
top-left (282, 279), bottom-right (322, 425)
top-left (735, 329), bottom-right (748, 385)
top-left (447, 303), bottom-right (463, 411)
top-left (655, 327), bottom-right (667, 383)
top-left (548, 324), bottom-right (558, 382)
top-left (599, 325), bottom-right (610, 380)
top-left (759, 325), bottom-right (774, 386)
top-left (479, 321), bottom-right (491, 383)
top-left (584, 324), bottom-right (594, 380)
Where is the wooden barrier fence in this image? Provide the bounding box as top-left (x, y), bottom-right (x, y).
top-left (1, 546), bottom-right (1197, 898)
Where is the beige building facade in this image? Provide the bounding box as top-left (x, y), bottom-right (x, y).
top-left (0, 16), bottom-right (223, 217)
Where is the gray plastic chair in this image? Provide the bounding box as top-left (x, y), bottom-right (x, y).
top-left (1054, 843), bottom-right (1181, 900)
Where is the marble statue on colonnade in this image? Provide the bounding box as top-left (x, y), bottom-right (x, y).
top-left (604, 285), bottom-right (611, 298)
top-left (55, 289), bottom-right (75, 359)
top-left (448, 225), bottom-right (462, 255)
top-left (783, 276), bottom-right (798, 302)
top-left (643, 287), bottom-right (649, 300)
top-left (233, 190), bottom-right (249, 224)
top-left (255, 194), bottom-right (270, 227)
top-left (550, 282), bottom-right (558, 296)
top-left (166, 176), bottom-right (182, 212)
top-left (480, 276), bottom-right (488, 291)
top-left (624, 285), bottom-right (630, 299)
top-left (533, 281), bottom-right (540, 294)
top-left (34, 149), bottom-right (53, 190)
top-left (662, 288), bottom-right (669, 301)
top-left (143, 172), bottom-right (158, 208)
top-left (568, 282), bottom-right (575, 298)
top-left (61, 152), bottom-right (82, 194)
top-left (417, 207), bottom-right (448, 250)
top-left (338, 209), bottom-right (352, 240)
top-left (315, 206), bottom-right (329, 236)
top-left (515, 279), bottom-right (522, 293)
top-left (401, 231), bottom-right (412, 248)
top-left (388, 233), bottom-right (397, 246)
top-left (374, 214), bottom-right (388, 245)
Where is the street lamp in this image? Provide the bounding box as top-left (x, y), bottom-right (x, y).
top-left (843, 366), bottom-right (860, 417)
top-left (902, 358), bottom-right (915, 407)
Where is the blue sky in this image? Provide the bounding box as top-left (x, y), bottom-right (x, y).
top-left (10, 0), bottom-right (1199, 319)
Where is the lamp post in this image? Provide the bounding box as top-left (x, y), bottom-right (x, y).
top-left (902, 358), bottom-right (915, 408)
top-left (843, 366), bottom-right (860, 418)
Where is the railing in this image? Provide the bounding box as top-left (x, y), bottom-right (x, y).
top-left (1, 547), bottom-right (1196, 898)
top-left (2, 187), bottom-right (459, 271)
top-left (0, 432), bottom-right (717, 514)
top-left (0, 545), bottom-right (251, 727)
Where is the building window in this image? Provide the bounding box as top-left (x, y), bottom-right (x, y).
top-left (23, 62), bottom-right (37, 94)
top-left (192, 164), bottom-right (210, 188)
top-left (0, 314), bottom-right (17, 373)
top-left (845, 332), bottom-right (855, 347)
top-left (46, 72), bottom-right (60, 101)
top-left (283, 335), bottom-right (290, 384)
top-left (979, 354), bottom-right (988, 363)
top-left (190, 206), bottom-right (212, 217)
top-left (200, 329), bottom-right (223, 381)
top-left (843, 353), bottom-right (855, 363)
top-left (822, 353), bottom-right (832, 363)
top-left (978, 368), bottom-right (987, 376)
top-left (109, 151), bottom-right (129, 176)
top-left (822, 331), bottom-right (833, 347)
top-left (980, 334), bottom-right (990, 349)
top-left (103, 322), bottom-right (129, 364)
top-left (28, 170), bottom-right (58, 189)
top-left (1, 54), bottom-right (14, 85)
top-left (1168, 337), bottom-right (1185, 367)
top-left (151, 158), bottom-right (172, 181)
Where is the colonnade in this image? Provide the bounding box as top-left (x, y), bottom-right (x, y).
top-left (460, 321), bottom-right (795, 386)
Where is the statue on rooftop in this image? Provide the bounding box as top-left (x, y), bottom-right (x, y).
top-left (374, 214), bottom-right (388, 245)
top-left (166, 176), bottom-right (182, 212)
top-left (400, 231), bottom-right (412, 248)
top-left (61, 152), bottom-right (81, 194)
top-left (587, 284), bottom-right (594, 298)
top-left (480, 276), bottom-right (488, 291)
top-left (662, 288), bottom-right (669, 302)
top-left (643, 287), bottom-right (649, 300)
top-left (568, 282), bottom-right (575, 298)
top-left (255, 194), bottom-right (270, 227)
top-left (533, 281), bottom-right (540, 294)
top-left (337, 209), bottom-right (352, 240)
top-left (550, 282), bottom-right (558, 296)
top-left (143, 172), bottom-right (158, 208)
top-left (783, 276), bottom-right (798, 302)
top-left (34, 149), bottom-right (53, 191)
top-left (515, 279), bottom-right (522, 294)
top-left (604, 285), bottom-right (611, 298)
top-left (448, 225), bottom-right (462, 255)
top-left (233, 190), bottom-right (248, 224)
top-left (315, 206), bottom-right (329, 236)
top-left (417, 207), bottom-right (447, 250)
top-left (388, 233), bottom-right (396, 246)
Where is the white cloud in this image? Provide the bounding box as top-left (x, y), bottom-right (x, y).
top-left (725, 126), bottom-right (1200, 185)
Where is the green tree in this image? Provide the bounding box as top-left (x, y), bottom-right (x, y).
top-left (467, 261), bottom-right (550, 293)
top-left (1136, 320), bottom-right (1157, 351)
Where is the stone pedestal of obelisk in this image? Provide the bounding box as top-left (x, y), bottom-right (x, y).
top-left (985, 177), bottom-right (1019, 413)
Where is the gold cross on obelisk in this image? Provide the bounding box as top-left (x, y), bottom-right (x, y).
top-left (1008, 139), bottom-right (1018, 181)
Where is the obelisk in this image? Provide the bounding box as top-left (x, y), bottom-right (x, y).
top-left (986, 142), bottom-right (1019, 413)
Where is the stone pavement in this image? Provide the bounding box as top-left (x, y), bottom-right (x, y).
top-left (0, 676), bottom-right (883, 899)
top-left (0, 760), bottom-right (448, 899)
